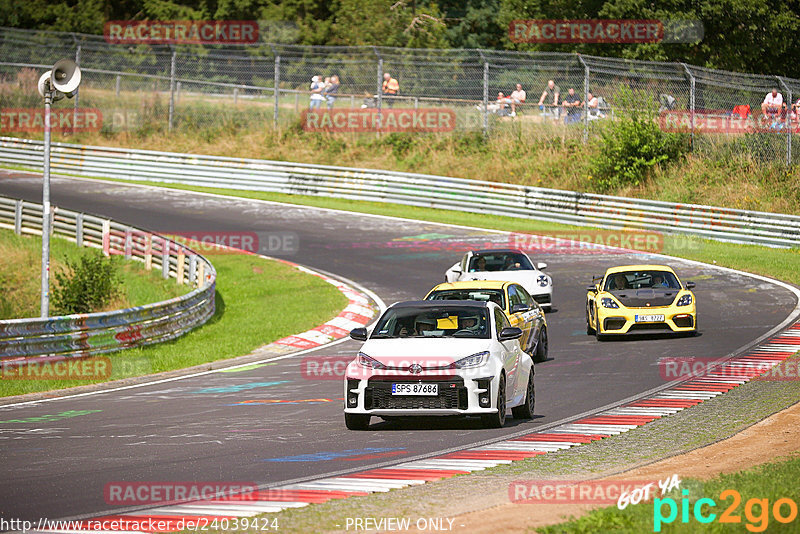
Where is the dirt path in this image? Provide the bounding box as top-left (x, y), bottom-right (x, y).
top-left (413, 400), bottom-right (800, 533)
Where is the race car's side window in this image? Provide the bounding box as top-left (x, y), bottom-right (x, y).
top-left (508, 285), bottom-right (523, 310)
top-left (494, 308), bottom-right (510, 338)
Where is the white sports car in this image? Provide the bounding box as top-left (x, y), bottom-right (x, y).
top-left (343, 300), bottom-right (535, 430)
top-left (444, 249), bottom-right (553, 310)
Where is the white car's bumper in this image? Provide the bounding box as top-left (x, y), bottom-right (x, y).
top-left (343, 364), bottom-right (502, 417)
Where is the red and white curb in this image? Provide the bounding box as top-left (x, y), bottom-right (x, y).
top-left (268, 262), bottom-right (376, 350)
top-left (35, 322), bottom-right (800, 533)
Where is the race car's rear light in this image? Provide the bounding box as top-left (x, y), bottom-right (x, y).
top-left (604, 317), bottom-right (626, 330)
top-left (673, 315), bottom-right (694, 328)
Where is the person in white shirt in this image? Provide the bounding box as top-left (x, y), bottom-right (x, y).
top-left (761, 88), bottom-right (783, 117)
top-left (509, 83), bottom-right (526, 117)
top-left (585, 91), bottom-right (604, 119)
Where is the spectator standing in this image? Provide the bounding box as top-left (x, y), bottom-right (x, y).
top-left (562, 87), bottom-right (582, 124)
top-left (538, 80), bottom-right (560, 117)
top-left (382, 72), bottom-right (399, 107)
top-left (509, 83), bottom-right (526, 117)
top-left (325, 75), bottom-right (340, 109)
top-left (761, 88), bottom-right (783, 117)
top-left (309, 75), bottom-right (325, 109)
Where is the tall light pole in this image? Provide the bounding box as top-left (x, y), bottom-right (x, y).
top-left (37, 59), bottom-right (81, 317)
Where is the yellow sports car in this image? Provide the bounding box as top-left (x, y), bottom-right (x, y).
top-left (425, 280), bottom-right (549, 362)
top-left (586, 265), bottom-right (697, 339)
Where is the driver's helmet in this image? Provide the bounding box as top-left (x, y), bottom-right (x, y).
top-left (459, 314), bottom-right (481, 330)
top-left (415, 317), bottom-right (437, 332)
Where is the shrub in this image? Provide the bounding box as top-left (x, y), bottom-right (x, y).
top-left (52, 250), bottom-right (122, 315)
top-left (589, 87), bottom-right (688, 192)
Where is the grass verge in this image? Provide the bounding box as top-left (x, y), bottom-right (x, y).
top-left (0, 229), bottom-right (187, 320)
top-left (0, 232), bottom-right (348, 397)
top-left (540, 453), bottom-right (800, 533)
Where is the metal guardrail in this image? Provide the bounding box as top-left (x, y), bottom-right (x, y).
top-left (1, 137), bottom-right (799, 248)
top-left (0, 194), bottom-right (216, 360)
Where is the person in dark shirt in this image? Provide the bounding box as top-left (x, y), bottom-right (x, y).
top-left (562, 88), bottom-right (582, 124)
top-left (325, 75), bottom-right (340, 109)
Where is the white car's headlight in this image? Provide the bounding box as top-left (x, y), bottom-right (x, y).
top-left (357, 352), bottom-right (385, 369)
top-left (601, 297), bottom-right (620, 309)
top-left (453, 351), bottom-right (490, 369)
top-left (677, 294), bottom-right (693, 306)
top-left (537, 274), bottom-right (549, 287)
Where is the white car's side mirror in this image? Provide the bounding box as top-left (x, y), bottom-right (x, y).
top-left (537, 262), bottom-right (548, 270)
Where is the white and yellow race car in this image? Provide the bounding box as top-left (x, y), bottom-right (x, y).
top-left (425, 280), bottom-right (549, 362)
top-left (586, 265), bottom-right (697, 339)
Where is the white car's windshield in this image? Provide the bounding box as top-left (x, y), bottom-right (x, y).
top-left (468, 252), bottom-right (533, 272)
top-left (426, 289), bottom-right (506, 309)
top-left (371, 306), bottom-right (490, 339)
top-left (604, 271), bottom-right (681, 291)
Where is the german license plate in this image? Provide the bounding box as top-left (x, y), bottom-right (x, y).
top-left (635, 314), bottom-right (665, 322)
top-left (392, 383), bottom-right (438, 396)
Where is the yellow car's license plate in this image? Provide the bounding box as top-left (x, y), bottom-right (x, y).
top-left (635, 314), bottom-right (665, 322)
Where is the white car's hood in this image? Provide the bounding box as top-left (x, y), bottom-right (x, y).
top-left (359, 337), bottom-right (492, 365)
top-left (460, 270), bottom-right (543, 284)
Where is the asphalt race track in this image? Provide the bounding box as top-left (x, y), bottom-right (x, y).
top-left (0, 170), bottom-right (797, 522)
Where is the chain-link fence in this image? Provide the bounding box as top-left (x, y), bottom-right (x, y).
top-left (0, 26), bottom-right (798, 164)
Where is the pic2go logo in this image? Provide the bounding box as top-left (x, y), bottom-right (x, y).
top-left (654, 489), bottom-right (799, 532)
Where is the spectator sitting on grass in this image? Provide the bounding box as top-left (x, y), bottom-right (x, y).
top-left (586, 91), bottom-right (605, 119)
top-left (486, 92), bottom-right (512, 116)
top-left (509, 83), bottom-right (527, 117)
top-left (762, 88), bottom-right (783, 118)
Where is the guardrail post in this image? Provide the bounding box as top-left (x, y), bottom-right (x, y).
top-left (274, 53), bottom-right (280, 128)
top-left (124, 229), bottom-right (132, 260)
top-left (682, 63), bottom-right (696, 152)
top-left (777, 76), bottom-right (792, 166)
top-left (375, 47), bottom-right (383, 133)
top-left (102, 219), bottom-right (110, 257)
top-left (233, 87), bottom-right (238, 105)
top-left (168, 48), bottom-right (177, 132)
top-left (161, 237), bottom-right (170, 279)
top-left (144, 233), bottom-right (152, 270)
top-left (75, 213), bottom-right (83, 246)
top-left (189, 253), bottom-right (197, 284)
top-left (14, 199), bottom-right (22, 235)
top-left (576, 55), bottom-right (589, 144)
top-left (176, 250), bottom-right (186, 284)
top-left (176, 81), bottom-right (181, 103)
top-left (197, 261), bottom-right (205, 288)
top-left (115, 75), bottom-right (121, 96)
top-left (73, 44), bottom-right (81, 135)
top-left (478, 50), bottom-right (489, 137)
